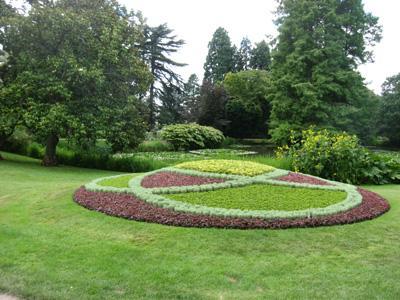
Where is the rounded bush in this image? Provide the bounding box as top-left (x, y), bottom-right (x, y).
top-left (159, 123), bottom-right (225, 151)
top-left (276, 128), bottom-right (395, 184)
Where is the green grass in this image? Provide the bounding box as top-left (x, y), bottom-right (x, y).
top-left (97, 174), bottom-right (136, 188)
top-left (167, 184), bottom-right (346, 211)
top-left (1, 151), bottom-right (400, 299)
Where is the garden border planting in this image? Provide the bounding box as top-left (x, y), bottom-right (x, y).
top-left (76, 159), bottom-right (390, 228)
top-left (73, 187), bottom-right (390, 229)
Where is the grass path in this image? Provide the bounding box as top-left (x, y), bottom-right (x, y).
top-left (0, 152), bottom-right (399, 299)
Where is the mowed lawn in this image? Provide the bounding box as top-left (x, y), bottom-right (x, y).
top-left (0, 152), bottom-right (399, 299)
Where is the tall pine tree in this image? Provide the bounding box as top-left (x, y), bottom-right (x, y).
top-left (250, 40), bottom-right (271, 71)
top-left (182, 74), bottom-right (201, 123)
top-left (158, 80), bottom-right (184, 126)
top-left (141, 24), bottom-right (186, 129)
top-left (269, 0), bottom-right (381, 144)
top-left (203, 27), bottom-right (235, 84)
top-left (235, 37), bottom-right (252, 71)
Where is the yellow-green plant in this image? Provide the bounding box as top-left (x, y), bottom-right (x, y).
top-left (175, 159), bottom-right (275, 176)
top-left (277, 128), bottom-right (384, 184)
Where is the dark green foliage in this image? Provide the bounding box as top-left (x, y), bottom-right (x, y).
top-left (168, 184), bottom-right (346, 211)
top-left (136, 139), bottom-right (173, 152)
top-left (234, 37), bottom-right (252, 71)
top-left (223, 70), bottom-right (271, 138)
top-left (0, 0), bottom-right (152, 165)
top-left (203, 27), bottom-right (235, 83)
top-left (197, 82), bottom-right (229, 132)
top-left (159, 123), bottom-right (225, 151)
top-left (158, 81), bottom-right (185, 126)
top-left (250, 40), bottom-right (271, 70)
top-left (269, 0), bottom-right (382, 145)
top-left (102, 99), bottom-right (148, 153)
top-left (379, 73), bottom-right (400, 146)
top-left (278, 128), bottom-right (400, 184)
top-left (182, 74), bottom-right (201, 123)
top-left (141, 24), bottom-right (186, 129)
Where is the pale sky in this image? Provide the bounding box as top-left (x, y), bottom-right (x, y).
top-left (120, 0), bottom-right (400, 94)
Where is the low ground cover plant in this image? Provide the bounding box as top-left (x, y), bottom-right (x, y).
top-left (159, 123), bottom-right (225, 150)
top-left (98, 174), bottom-right (137, 188)
top-left (168, 184), bottom-right (346, 211)
top-left (189, 148), bottom-right (257, 156)
top-left (175, 159), bottom-right (275, 176)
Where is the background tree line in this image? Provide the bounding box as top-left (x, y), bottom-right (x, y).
top-left (1, 0), bottom-right (400, 167)
top-left (194, 0), bottom-right (399, 147)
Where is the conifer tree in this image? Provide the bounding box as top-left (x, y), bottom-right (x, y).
top-left (203, 27), bottom-right (235, 83)
top-left (141, 24), bottom-right (186, 129)
top-left (269, 0), bottom-right (381, 144)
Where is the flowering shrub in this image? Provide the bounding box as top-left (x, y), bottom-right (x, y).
top-left (277, 128), bottom-right (400, 184)
top-left (159, 123), bottom-right (225, 150)
top-left (175, 159), bottom-right (275, 176)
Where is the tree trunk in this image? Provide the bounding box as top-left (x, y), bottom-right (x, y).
top-left (42, 133), bottom-right (59, 166)
top-left (0, 138), bottom-right (5, 160)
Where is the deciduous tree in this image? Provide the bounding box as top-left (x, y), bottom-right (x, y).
top-left (0, 0), bottom-right (151, 165)
top-left (223, 70), bottom-right (271, 138)
top-left (198, 81), bottom-right (229, 132)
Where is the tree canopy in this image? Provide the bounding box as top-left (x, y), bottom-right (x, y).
top-left (0, 0), bottom-right (152, 164)
top-left (141, 23), bottom-right (186, 129)
top-left (203, 27), bottom-right (235, 84)
top-left (223, 70), bottom-right (271, 138)
top-left (250, 40), bottom-right (271, 71)
top-left (234, 37), bottom-right (252, 71)
top-left (268, 0), bottom-right (382, 144)
top-left (380, 73), bottom-right (400, 145)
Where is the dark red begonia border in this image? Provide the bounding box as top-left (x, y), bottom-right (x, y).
top-left (141, 171), bottom-right (226, 188)
top-left (73, 187), bottom-right (390, 229)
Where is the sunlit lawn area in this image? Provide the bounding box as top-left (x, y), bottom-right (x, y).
top-left (1, 152), bottom-right (399, 299)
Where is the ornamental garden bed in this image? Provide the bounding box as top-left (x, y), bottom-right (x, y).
top-left (74, 159), bottom-right (390, 229)
top-left (189, 148), bottom-right (257, 156)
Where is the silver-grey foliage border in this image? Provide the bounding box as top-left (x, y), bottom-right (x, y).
top-left (84, 167), bottom-right (362, 220)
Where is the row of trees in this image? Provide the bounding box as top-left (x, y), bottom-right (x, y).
top-left (204, 28), bottom-right (271, 83)
top-left (157, 30), bottom-right (272, 137)
top-left (190, 0), bottom-right (400, 146)
top-left (1, 0), bottom-right (399, 167)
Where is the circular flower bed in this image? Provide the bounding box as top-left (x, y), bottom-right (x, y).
top-left (74, 159), bottom-right (390, 229)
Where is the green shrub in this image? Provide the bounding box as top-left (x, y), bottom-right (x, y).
top-left (26, 142), bottom-right (44, 159)
top-left (136, 139), bottom-right (173, 152)
top-left (277, 128), bottom-right (400, 184)
top-left (159, 123), bottom-right (225, 151)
